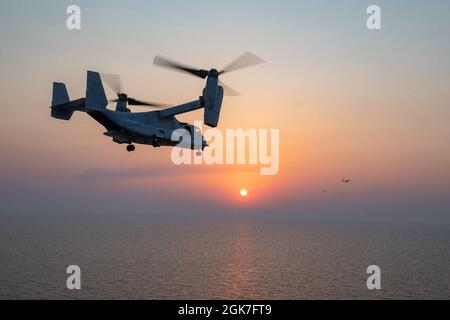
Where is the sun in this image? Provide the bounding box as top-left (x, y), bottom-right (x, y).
top-left (240, 189), bottom-right (248, 197)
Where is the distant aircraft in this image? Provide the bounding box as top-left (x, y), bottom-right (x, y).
top-left (50, 52), bottom-right (264, 153)
top-left (342, 179), bottom-right (351, 183)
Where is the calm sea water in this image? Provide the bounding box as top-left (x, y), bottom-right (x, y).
top-left (0, 214), bottom-right (449, 299)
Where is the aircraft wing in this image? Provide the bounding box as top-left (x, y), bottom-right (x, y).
top-left (158, 100), bottom-right (203, 118)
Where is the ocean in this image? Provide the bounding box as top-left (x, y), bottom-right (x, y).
top-left (0, 213), bottom-right (449, 299)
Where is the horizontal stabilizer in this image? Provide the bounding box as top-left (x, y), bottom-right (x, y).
top-left (51, 99), bottom-right (86, 121)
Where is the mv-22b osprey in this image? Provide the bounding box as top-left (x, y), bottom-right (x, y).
top-left (50, 53), bottom-right (264, 152)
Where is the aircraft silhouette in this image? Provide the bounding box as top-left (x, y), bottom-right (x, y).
top-left (50, 53), bottom-right (264, 152)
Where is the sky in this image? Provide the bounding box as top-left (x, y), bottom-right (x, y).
top-left (0, 0), bottom-right (449, 222)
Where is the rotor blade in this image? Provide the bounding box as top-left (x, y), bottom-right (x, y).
top-left (102, 73), bottom-right (123, 94)
top-left (153, 55), bottom-right (208, 79)
top-left (127, 98), bottom-right (167, 108)
top-left (220, 52), bottom-right (265, 75)
top-left (219, 81), bottom-right (240, 96)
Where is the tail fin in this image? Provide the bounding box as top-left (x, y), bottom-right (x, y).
top-left (85, 71), bottom-right (108, 110)
top-left (52, 83), bottom-right (70, 106)
top-left (51, 82), bottom-right (73, 120)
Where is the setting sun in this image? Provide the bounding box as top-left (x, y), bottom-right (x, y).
top-left (240, 189), bottom-right (248, 197)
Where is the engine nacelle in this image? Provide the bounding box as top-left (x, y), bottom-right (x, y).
top-left (203, 75), bottom-right (224, 128)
